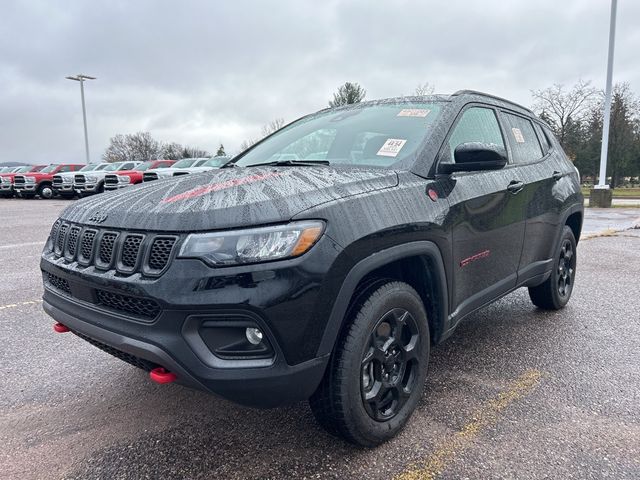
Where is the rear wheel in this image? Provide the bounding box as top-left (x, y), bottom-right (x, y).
top-left (529, 226), bottom-right (577, 310)
top-left (310, 281), bottom-right (430, 447)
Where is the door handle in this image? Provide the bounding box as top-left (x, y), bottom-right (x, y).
top-left (552, 171), bottom-right (565, 181)
top-left (507, 180), bottom-right (524, 194)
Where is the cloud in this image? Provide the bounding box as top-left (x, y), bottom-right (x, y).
top-left (0, 0), bottom-right (637, 163)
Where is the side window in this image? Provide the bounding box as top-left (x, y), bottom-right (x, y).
top-left (447, 107), bottom-right (505, 161)
top-left (501, 113), bottom-right (543, 163)
top-left (534, 124), bottom-right (551, 153)
top-left (157, 163), bottom-right (170, 169)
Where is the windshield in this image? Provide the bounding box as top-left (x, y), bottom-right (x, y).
top-left (135, 162), bottom-right (152, 171)
top-left (234, 102), bottom-right (442, 168)
top-left (103, 163), bottom-right (122, 171)
top-left (79, 164), bottom-right (99, 172)
top-left (173, 159), bottom-right (197, 168)
top-left (40, 165), bottom-right (57, 173)
top-left (202, 158), bottom-right (227, 167)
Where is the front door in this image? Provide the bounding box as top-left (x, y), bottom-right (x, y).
top-left (440, 106), bottom-right (526, 319)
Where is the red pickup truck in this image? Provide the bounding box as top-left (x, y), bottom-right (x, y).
top-left (0, 165), bottom-right (47, 198)
top-left (14, 164), bottom-right (84, 199)
top-left (104, 159), bottom-right (176, 191)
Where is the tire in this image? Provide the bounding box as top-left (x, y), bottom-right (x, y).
top-left (37, 184), bottom-right (53, 199)
top-left (310, 280), bottom-right (430, 447)
top-left (529, 226), bottom-right (577, 310)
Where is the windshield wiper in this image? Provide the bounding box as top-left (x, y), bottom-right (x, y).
top-left (245, 159), bottom-right (330, 168)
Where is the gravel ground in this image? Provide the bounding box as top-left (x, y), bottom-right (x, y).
top-left (0, 199), bottom-right (638, 480)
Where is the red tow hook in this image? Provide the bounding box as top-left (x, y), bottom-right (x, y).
top-left (150, 367), bottom-right (177, 384)
top-left (53, 322), bottom-right (70, 333)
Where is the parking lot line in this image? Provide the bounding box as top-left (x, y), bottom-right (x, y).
top-left (0, 241), bottom-right (44, 250)
top-left (0, 299), bottom-right (42, 311)
top-left (395, 369), bottom-right (544, 480)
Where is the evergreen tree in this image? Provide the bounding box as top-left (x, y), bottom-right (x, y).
top-left (329, 82), bottom-right (366, 107)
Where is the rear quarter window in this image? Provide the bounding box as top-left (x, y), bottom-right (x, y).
top-left (501, 113), bottom-right (544, 164)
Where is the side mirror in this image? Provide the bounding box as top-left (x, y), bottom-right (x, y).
top-left (438, 142), bottom-right (508, 174)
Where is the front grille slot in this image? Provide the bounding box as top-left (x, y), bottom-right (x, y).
top-left (65, 226), bottom-right (81, 260)
top-left (78, 229), bottom-right (97, 264)
top-left (45, 272), bottom-right (71, 295)
top-left (74, 175), bottom-right (85, 184)
top-left (14, 176), bottom-right (25, 186)
top-left (53, 175), bottom-right (62, 186)
top-left (147, 237), bottom-right (176, 271)
top-left (95, 289), bottom-right (161, 320)
top-left (97, 232), bottom-right (118, 267)
top-left (143, 172), bottom-right (158, 182)
top-left (121, 234), bottom-right (144, 269)
top-left (55, 223), bottom-right (69, 255)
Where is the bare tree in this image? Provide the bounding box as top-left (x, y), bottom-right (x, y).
top-left (182, 146), bottom-right (210, 158)
top-left (531, 79), bottom-right (600, 145)
top-left (329, 82), bottom-right (366, 107)
top-left (160, 142), bottom-right (185, 160)
top-left (103, 132), bottom-right (161, 163)
top-left (261, 118), bottom-right (285, 137)
top-left (414, 82), bottom-right (435, 96)
top-left (239, 118), bottom-right (286, 152)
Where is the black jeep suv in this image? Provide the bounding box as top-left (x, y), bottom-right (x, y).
top-left (41, 91), bottom-right (583, 446)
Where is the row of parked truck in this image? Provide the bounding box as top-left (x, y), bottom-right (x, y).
top-left (0, 157), bottom-right (229, 199)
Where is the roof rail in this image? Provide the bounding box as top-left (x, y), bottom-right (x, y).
top-left (451, 90), bottom-right (534, 114)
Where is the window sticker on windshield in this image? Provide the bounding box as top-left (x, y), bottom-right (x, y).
top-left (511, 127), bottom-right (525, 143)
top-left (377, 139), bottom-right (407, 157)
top-left (397, 109), bottom-right (430, 118)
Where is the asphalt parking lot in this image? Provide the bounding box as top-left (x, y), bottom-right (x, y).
top-left (1, 199), bottom-right (639, 480)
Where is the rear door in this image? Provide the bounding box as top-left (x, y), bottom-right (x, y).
top-left (498, 111), bottom-right (559, 279)
top-left (440, 105), bottom-right (526, 318)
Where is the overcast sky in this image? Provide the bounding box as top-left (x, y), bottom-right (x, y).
top-left (1, 0), bottom-right (638, 164)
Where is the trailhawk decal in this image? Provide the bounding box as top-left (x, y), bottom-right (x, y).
top-left (161, 172), bottom-right (282, 203)
top-left (460, 250), bottom-right (491, 268)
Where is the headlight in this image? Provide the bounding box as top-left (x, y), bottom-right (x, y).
top-left (178, 220), bottom-right (325, 266)
top-left (63, 176), bottom-right (73, 183)
top-left (118, 175), bottom-right (131, 183)
top-left (25, 176), bottom-right (36, 183)
top-left (85, 175), bottom-right (98, 182)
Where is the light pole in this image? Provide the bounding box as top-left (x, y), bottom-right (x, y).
top-left (66, 74), bottom-right (96, 164)
top-left (596, 0), bottom-right (618, 190)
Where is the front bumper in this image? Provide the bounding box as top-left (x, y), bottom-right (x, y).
top-left (15, 184), bottom-right (36, 193)
top-left (40, 234), bottom-right (342, 407)
top-left (74, 182), bottom-right (99, 193)
top-left (0, 183), bottom-right (13, 194)
top-left (53, 184), bottom-right (74, 193)
top-left (104, 183), bottom-right (130, 191)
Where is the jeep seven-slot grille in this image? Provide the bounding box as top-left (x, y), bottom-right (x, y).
top-left (47, 221), bottom-right (178, 276)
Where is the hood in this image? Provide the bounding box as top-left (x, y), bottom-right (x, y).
top-left (59, 167), bottom-right (399, 231)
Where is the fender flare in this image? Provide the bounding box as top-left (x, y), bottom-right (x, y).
top-left (316, 240), bottom-right (449, 357)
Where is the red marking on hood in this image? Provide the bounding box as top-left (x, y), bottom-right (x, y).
top-left (161, 172), bottom-right (282, 203)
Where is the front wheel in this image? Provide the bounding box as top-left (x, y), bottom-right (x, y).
top-left (37, 184), bottom-right (53, 199)
top-left (529, 226), bottom-right (577, 310)
top-left (310, 281), bottom-right (430, 447)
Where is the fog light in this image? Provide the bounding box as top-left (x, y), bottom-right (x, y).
top-left (245, 327), bottom-right (263, 345)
